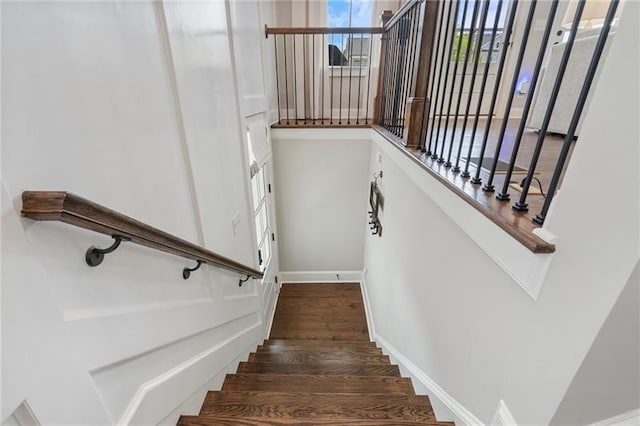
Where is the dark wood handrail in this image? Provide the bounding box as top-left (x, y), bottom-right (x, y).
top-left (384, 0), bottom-right (422, 30)
top-left (265, 26), bottom-right (384, 37)
top-left (21, 191), bottom-right (264, 279)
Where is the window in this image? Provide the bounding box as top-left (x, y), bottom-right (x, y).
top-left (451, 0), bottom-right (509, 64)
top-left (327, 0), bottom-right (373, 66)
top-left (247, 123), bottom-right (273, 274)
top-left (250, 165), bottom-right (271, 272)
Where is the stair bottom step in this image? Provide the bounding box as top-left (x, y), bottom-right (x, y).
top-left (200, 391), bottom-right (435, 421)
top-left (179, 415), bottom-right (454, 425)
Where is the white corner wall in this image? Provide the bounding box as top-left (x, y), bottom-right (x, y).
top-left (271, 129), bottom-right (371, 272)
top-left (550, 260), bottom-right (640, 425)
top-left (361, 2), bottom-right (639, 425)
top-left (1, 0), bottom-right (278, 424)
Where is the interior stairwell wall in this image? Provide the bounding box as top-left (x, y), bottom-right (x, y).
top-left (271, 130), bottom-right (371, 273)
top-left (1, 0), bottom-right (275, 424)
top-left (361, 3), bottom-right (639, 424)
top-left (550, 260), bottom-right (640, 425)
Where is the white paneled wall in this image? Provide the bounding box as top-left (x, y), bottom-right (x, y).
top-left (1, 0), bottom-right (278, 424)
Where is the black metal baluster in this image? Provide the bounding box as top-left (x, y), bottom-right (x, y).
top-left (389, 23), bottom-right (402, 136)
top-left (330, 34), bottom-right (334, 124)
top-left (439, 0), bottom-right (469, 165)
top-left (274, 34), bottom-right (282, 124)
top-left (400, 6), bottom-right (420, 137)
top-left (283, 35), bottom-right (290, 124)
top-left (339, 33), bottom-right (344, 124)
top-left (384, 25), bottom-right (399, 130)
top-left (420, 0), bottom-right (443, 153)
top-left (365, 32), bottom-right (373, 124)
top-left (455, 0), bottom-right (491, 174)
top-left (390, 23), bottom-right (402, 133)
top-left (404, 5), bottom-right (421, 135)
top-left (427, 1), bottom-right (453, 158)
top-left (312, 34), bottom-right (316, 124)
top-left (379, 28), bottom-right (392, 127)
top-left (533, 0), bottom-right (619, 225)
top-left (424, 0), bottom-right (448, 155)
top-left (512, 0), bottom-right (584, 211)
top-left (293, 34), bottom-right (299, 124)
top-left (448, 0), bottom-right (480, 171)
top-left (472, 0), bottom-right (535, 185)
top-left (322, 34), bottom-right (326, 124)
top-left (433, 0), bottom-right (460, 159)
top-left (348, 33), bottom-right (353, 124)
top-left (395, 7), bottom-right (414, 137)
top-left (489, 0), bottom-right (558, 197)
top-left (391, 18), bottom-right (405, 136)
top-left (356, 33), bottom-right (363, 124)
top-left (394, 10), bottom-right (412, 136)
top-left (303, 33), bottom-right (307, 124)
top-left (465, 0), bottom-right (513, 181)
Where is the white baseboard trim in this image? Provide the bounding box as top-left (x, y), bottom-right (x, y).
top-left (264, 284), bottom-right (279, 340)
top-left (279, 270), bottom-right (364, 283)
top-left (358, 272), bottom-right (375, 341)
top-left (359, 269), bottom-right (482, 425)
top-left (375, 334), bottom-right (483, 426)
top-left (589, 408), bottom-right (640, 426)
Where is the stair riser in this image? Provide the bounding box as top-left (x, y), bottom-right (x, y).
top-left (237, 362), bottom-right (400, 376)
top-left (248, 352), bottom-right (390, 364)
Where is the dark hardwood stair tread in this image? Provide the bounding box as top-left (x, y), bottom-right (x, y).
top-left (237, 362), bottom-right (400, 376)
top-left (268, 330), bottom-right (370, 340)
top-left (256, 345), bottom-right (383, 355)
top-left (278, 283), bottom-right (361, 294)
top-left (248, 352), bottom-right (390, 364)
top-left (178, 283), bottom-right (453, 426)
top-left (200, 391), bottom-right (435, 421)
top-left (222, 374), bottom-right (414, 394)
top-left (178, 415), bottom-right (453, 425)
top-left (263, 339), bottom-right (376, 348)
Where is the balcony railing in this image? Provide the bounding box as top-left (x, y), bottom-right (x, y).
top-left (266, 0), bottom-right (621, 243)
top-left (266, 26), bottom-right (384, 126)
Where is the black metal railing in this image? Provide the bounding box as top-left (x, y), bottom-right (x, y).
top-left (412, 0), bottom-right (619, 225)
top-left (378, 0), bottom-right (424, 138)
top-left (266, 27), bottom-right (383, 126)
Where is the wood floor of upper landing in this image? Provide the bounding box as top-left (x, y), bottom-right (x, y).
top-left (373, 117), bottom-right (574, 253)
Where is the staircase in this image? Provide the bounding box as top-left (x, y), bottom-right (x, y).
top-left (178, 283), bottom-right (453, 425)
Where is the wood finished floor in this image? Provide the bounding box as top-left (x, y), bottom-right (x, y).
top-left (178, 283), bottom-right (454, 425)
top-left (374, 117), bottom-right (576, 252)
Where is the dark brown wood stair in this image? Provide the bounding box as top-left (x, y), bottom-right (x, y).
top-left (178, 283), bottom-right (453, 425)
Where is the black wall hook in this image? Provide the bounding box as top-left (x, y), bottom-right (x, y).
top-left (183, 260), bottom-right (203, 280)
top-left (238, 275), bottom-right (251, 287)
top-left (86, 235), bottom-right (130, 267)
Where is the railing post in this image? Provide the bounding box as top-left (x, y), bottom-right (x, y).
top-left (403, 0), bottom-right (439, 148)
top-left (374, 10), bottom-right (393, 124)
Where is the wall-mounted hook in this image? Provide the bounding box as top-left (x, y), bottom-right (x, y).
top-left (183, 260), bottom-right (203, 280)
top-left (238, 274), bottom-right (251, 287)
top-left (86, 235), bottom-right (130, 267)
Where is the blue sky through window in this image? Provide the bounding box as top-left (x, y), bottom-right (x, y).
top-left (459, 0), bottom-right (509, 28)
top-left (328, 0), bottom-right (373, 27)
top-left (327, 0), bottom-right (373, 52)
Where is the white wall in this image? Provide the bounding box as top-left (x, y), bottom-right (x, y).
top-left (550, 260), bottom-right (640, 425)
top-left (361, 2), bottom-right (639, 424)
top-left (1, 0), bottom-right (275, 423)
top-left (271, 129), bottom-right (370, 272)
